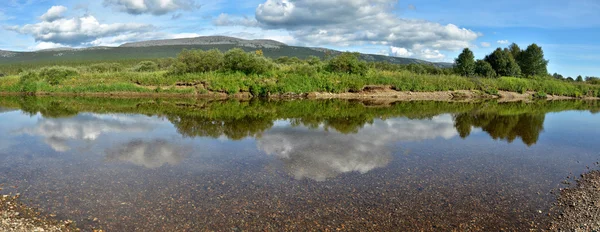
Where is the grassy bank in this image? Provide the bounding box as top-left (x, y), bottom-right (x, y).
top-left (1, 49), bottom-right (599, 99)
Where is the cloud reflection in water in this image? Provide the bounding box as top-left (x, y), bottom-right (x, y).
top-left (258, 115), bottom-right (458, 181)
top-left (15, 113), bottom-right (156, 152)
top-left (105, 139), bottom-right (190, 168)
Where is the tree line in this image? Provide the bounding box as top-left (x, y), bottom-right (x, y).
top-left (455, 43), bottom-right (550, 78)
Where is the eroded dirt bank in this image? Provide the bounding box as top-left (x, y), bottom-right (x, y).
top-left (1, 85), bottom-right (598, 102)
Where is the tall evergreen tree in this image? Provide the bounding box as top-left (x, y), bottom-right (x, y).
top-left (484, 48), bottom-right (521, 77)
top-left (454, 48), bottom-right (475, 76)
top-left (520, 44), bottom-right (548, 77)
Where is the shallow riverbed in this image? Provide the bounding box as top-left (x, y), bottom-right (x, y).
top-left (0, 97), bottom-right (599, 231)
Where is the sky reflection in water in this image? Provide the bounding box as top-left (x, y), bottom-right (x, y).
top-left (0, 98), bottom-right (599, 230)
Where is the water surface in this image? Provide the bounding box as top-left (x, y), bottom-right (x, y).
top-left (0, 97), bottom-right (599, 231)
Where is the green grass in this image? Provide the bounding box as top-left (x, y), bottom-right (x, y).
top-left (1, 49), bottom-right (599, 98)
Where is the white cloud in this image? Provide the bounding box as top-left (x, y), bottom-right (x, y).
top-left (390, 46), bottom-right (413, 57)
top-left (213, 13), bottom-right (259, 27)
top-left (253, 0), bottom-right (480, 56)
top-left (258, 115), bottom-right (458, 181)
top-left (481, 42), bottom-right (491, 47)
top-left (8, 6), bottom-right (153, 46)
top-left (29, 42), bottom-right (66, 50)
top-left (40, 5), bottom-right (68, 22)
top-left (86, 32), bottom-right (200, 47)
top-left (103, 0), bottom-right (199, 15)
top-left (497, 40), bottom-right (509, 45)
top-left (414, 48), bottom-right (445, 60)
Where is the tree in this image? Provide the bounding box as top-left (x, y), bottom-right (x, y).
top-left (552, 73), bottom-right (564, 80)
top-left (474, 60), bottom-right (496, 78)
top-left (520, 44), bottom-right (548, 77)
top-left (508, 43), bottom-right (522, 61)
top-left (576, 75), bottom-right (584, 82)
top-left (484, 48), bottom-right (521, 77)
top-left (454, 48), bottom-right (475, 76)
top-left (326, 52), bottom-right (368, 75)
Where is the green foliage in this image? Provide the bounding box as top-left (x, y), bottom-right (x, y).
top-left (454, 48), bottom-right (475, 76)
top-left (38, 66), bottom-right (79, 85)
top-left (484, 48), bottom-right (521, 77)
top-left (133, 61), bottom-right (159, 72)
top-left (585, 76), bottom-right (600, 85)
top-left (171, 49), bottom-right (224, 74)
top-left (508, 43), bottom-right (522, 62)
top-left (474, 60), bottom-right (496, 78)
top-left (326, 52), bottom-right (368, 75)
top-left (534, 91), bottom-right (547, 99)
top-left (87, 63), bottom-right (123, 73)
top-left (224, 48), bottom-right (273, 74)
top-left (576, 75), bottom-right (584, 82)
top-left (520, 44), bottom-right (548, 77)
top-left (484, 88), bottom-right (499, 95)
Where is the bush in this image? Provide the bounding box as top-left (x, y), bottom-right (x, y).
top-left (88, 63), bottom-right (123, 73)
top-left (171, 49), bottom-right (224, 74)
top-left (38, 66), bottom-right (79, 85)
top-left (327, 52), bottom-right (368, 75)
top-left (534, 91), bottom-right (547, 99)
top-left (224, 48), bottom-right (273, 74)
top-left (133, 61), bottom-right (159, 72)
top-left (484, 88), bottom-right (499, 95)
top-left (289, 64), bottom-right (319, 76)
top-left (474, 60), bottom-right (496, 78)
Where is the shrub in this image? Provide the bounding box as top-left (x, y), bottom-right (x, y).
top-left (88, 63), bottom-right (123, 73)
top-left (171, 49), bottom-right (224, 74)
top-left (38, 66), bottom-right (79, 85)
top-left (224, 48), bottom-right (273, 74)
top-left (484, 88), bottom-right (499, 95)
top-left (133, 61), bottom-right (159, 72)
top-left (474, 60), bottom-right (496, 78)
top-left (289, 64), bottom-right (319, 76)
top-left (326, 52), bottom-right (368, 75)
top-left (534, 91), bottom-right (547, 99)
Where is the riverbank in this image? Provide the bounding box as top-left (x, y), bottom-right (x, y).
top-left (1, 87), bottom-right (598, 102)
top-left (1, 194), bottom-right (81, 232)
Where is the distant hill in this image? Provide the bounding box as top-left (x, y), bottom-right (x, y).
top-left (0, 36), bottom-right (453, 68)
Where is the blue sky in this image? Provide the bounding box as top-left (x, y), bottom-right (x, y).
top-left (0, 0), bottom-right (599, 77)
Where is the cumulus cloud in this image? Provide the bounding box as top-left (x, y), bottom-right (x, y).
top-left (257, 116), bottom-right (458, 181)
top-left (8, 6), bottom-right (153, 46)
top-left (497, 40), bottom-right (509, 45)
top-left (390, 46), bottom-right (413, 57)
top-left (40, 5), bottom-right (68, 22)
top-left (480, 42), bottom-right (491, 47)
top-left (253, 0), bottom-right (479, 59)
top-left (213, 13), bottom-right (259, 27)
top-left (105, 139), bottom-right (189, 168)
top-left (103, 0), bottom-right (199, 16)
top-left (15, 114), bottom-right (156, 152)
top-left (29, 42), bottom-right (66, 50)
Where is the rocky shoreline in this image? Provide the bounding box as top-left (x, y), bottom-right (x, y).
top-left (1, 194), bottom-right (82, 232)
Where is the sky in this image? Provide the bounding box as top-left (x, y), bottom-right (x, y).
top-left (0, 0), bottom-right (599, 77)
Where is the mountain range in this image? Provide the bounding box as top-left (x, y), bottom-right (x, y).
top-left (0, 36), bottom-right (452, 68)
